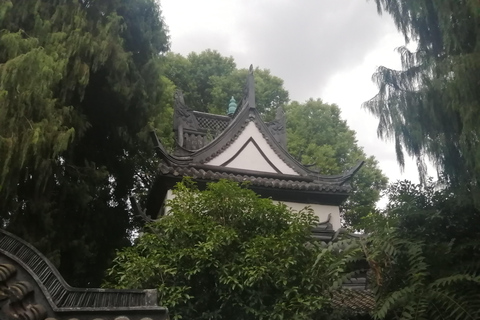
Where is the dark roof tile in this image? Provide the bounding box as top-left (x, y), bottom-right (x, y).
top-left (158, 163), bottom-right (351, 194)
top-left (193, 111), bottom-right (231, 132)
top-left (332, 289), bottom-right (374, 314)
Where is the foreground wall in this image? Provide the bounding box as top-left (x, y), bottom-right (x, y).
top-left (0, 229), bottom-right (168, 320)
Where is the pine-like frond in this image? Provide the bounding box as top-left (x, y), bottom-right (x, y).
top-left (365, 226), bottom-right (480, 320)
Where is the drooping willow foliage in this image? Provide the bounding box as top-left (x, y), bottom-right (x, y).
top-left (363, 3), bottom-right (480, 317)
top-left (364, 0), bottom-right (480, 189)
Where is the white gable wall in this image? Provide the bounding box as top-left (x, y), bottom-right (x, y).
top-left (206, 122), bottom-right (298, 175)
top-left (275, 201), bottom-right (341, 230)
top-left (222, 140), bottom-right (277, 172)
top-left (163, 191), bottom-right (341, 230)
top-left (164, 122), bottom-right (342, 230)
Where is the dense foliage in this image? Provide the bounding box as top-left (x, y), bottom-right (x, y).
top-left (362, 2), bottom-right (480, 317)
top-left (358, 180), bottom-right (480, 319)
top-left (0, 0), bottom-right (169, 286)
top-left (106, 180), bottom-right (352, 320)
top-left (364, 0), bottom-right (480, 190)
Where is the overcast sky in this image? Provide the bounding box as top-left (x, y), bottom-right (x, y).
top-left (160, 0), bottom-right (426, 185)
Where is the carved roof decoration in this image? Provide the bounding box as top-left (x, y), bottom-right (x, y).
top-left (173, 91), bottom-right (232, 152)
top-left (266, 107), bottom-right (287, 149)
top-left (0, 229), bottom-right (168, 320)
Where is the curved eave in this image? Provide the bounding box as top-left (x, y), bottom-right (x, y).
top-left (145, 168), bottom-right (351, 219)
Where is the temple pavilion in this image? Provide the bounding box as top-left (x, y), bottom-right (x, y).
top-left (146, 65), bottom-right (363, 240)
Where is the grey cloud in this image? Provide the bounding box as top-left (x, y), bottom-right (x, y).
top-left (167, 0), bottom-right (398, 101)
top-left (233, 0), bottom-right (398, 100)
top-left (172, 32), bottom-right (232, 56)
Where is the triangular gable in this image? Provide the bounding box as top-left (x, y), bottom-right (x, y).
top-left (205, 121), bottom-right (299, 175)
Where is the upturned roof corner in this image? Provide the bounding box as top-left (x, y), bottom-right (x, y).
top-left (339, 160), bottom-right (364, 185)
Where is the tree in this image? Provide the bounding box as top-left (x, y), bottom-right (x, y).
top-left (105, 179), bottom-right (350, 320)
top-left (361, 3), bottom-right (480, 317)
top-left (163, 50), bottom-right (289, 119)
top-left (0, 0), bottom-right (169, 286)
top-left (208, 67), bottom-right (289, 120)
top-left (285, 99), bottom-right (388, 227)
top-left (357, 180), bottom-right (480, 320)
top-left (364, 0), bottom-right (480, 190)
top-left (163, 50), bottom-right (236, 112)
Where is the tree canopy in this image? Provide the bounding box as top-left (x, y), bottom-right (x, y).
top-left (0, 0), bottom-right (169, 286)
top-left (286, 99), bottom-right (388, 227)
top-left (163, 50), bottom-right (289, 120)
top-left (105, 179), bottom-right (354, 320)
